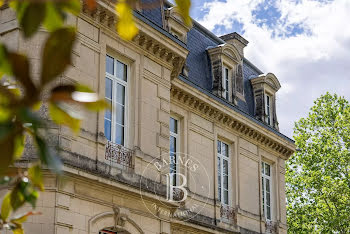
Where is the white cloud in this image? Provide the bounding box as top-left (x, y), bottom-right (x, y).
top-left (197, 0), bottom-right (350, 138)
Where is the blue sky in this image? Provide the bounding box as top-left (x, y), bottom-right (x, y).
top-left (188, 0), bottom-right (350, 138)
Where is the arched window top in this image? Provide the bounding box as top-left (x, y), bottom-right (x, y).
top-left (207, 43), bottom-right (242, 64)
top-left (251, 72), bottom-right (281, 92)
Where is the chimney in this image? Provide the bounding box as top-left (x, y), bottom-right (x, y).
top-left (220, 32), bottom-right (249, 57)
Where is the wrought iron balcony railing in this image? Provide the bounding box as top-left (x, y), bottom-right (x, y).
top-left (220, 204), bottom-right (236, 222)
top-left (105, 141), bottom-right (134, 169)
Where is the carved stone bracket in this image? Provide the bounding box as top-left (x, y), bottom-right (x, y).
top-left (220, 204), bottom-right (237, 223)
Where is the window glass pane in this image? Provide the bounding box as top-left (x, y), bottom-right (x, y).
top-left (218, 188), bottom-right (221, 202)
top-left (222, 143), bottom-right (228, 157)
top-left (224, 190), bottom-right (228, 204)
top-left (106, 56), bottom-right (114, 75)
top-left (116, 83), bottom-right (125, 105)
top-left (265, 164), bottom-right (271, 176)
top-left (261, 162), bottom-right (265, 174)
top-left (115, 124), bottom-right (124, 145)
top-left (104, 99), bottom-right (112, 120)
top-left (170, 136), bottom-right (176, 153)
top-left (115, 104), bottom-right (125, 125)
top-left (223, 175), bottom-right (228, 190)
top-left (266, 192), bottom-right (270, 206)
top-left (223, 159), bottom-right (228, 175)
top-left (170, 118), bottom-right (177, 134)
top-left (217, 141), bottom-right (221, 154)
top-left (104, 120), bottom-right (111, 141)
top-left (116, 61), bottom-right (127, 81)
top-left (266, 179), bottom-right (270, 192)
top-left (267, 206), bottom-right (271, 220)
top-left (105, 78), bottom-right (112, 99)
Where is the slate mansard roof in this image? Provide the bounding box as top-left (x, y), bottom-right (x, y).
top-left (137, 1), bottom-right (293, 143)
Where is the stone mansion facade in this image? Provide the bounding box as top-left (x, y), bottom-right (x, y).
top-left (0, 0), bottom-right (295, 233)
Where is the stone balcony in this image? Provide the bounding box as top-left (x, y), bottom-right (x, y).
top-left (105, 141), bottom-right (134, 169)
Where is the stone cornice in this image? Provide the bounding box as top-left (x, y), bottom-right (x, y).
top-left (171, 78), bottom-right (295, 159)
top-left (81, 0), bottom-right (188, 79)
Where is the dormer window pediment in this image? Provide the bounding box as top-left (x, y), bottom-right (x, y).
top-left (164, 7), bottom-right (192, 43)
top-left (250, 73), bottom-right (281, 130)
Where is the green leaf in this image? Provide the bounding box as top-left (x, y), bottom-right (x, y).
top-left (10, 185), bottom-right (25, 211)
top-left (28, 164), bottom-right (44, 191)
top-left (0, 44), bottom-right (12, 77)
top-left (14, 134), bottom-right (25, 160)
top-left (115, 1), bottom-right (139, 40)
top-left (1, 192), bottom-right (12, 221)
top-left (0, 132), bottom-right (15, 173)
top-left (9, 1), bottom-right (29, 23)
top-left (41, 27), bottom-right (76, 85)
top-left (175, 0), bottom-right (192, 26)
top-left (49, 102), bottom-right (81, 133)
top-left (8, 53), bottom-right (37, 93)
top-left (59, 0), bottom-right (81, 15)
top-left (34, 135), bottom-right (62, 173)
top-left (43, 2), bottom-right (64, 32)
top-left (20, 3), bottom-right (46, 38)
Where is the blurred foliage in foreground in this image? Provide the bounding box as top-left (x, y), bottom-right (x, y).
top-left (0, 0), bottom-right (191, 232)
top-left (286, 93), bottom-right (350, 233)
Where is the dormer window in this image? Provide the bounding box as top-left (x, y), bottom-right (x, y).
top-left (164, 7), bottom-right (191, 43)
top-left (250, 73), bottom-right (281, 130)
top-left (207, 43), bottom-right (243, 104)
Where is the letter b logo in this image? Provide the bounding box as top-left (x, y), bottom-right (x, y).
top-left (166, 173), bottom-right (188, 202)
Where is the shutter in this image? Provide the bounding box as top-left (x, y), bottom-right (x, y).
top-left (236, 64), bottom-right (244, 94)
top-left (255, 90), bottom-right (265, 121)
top-left (212, 58), bottom-right (223, 97)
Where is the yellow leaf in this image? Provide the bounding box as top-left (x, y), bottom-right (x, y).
top-left (1, 192), bottom-right (12, 221)
top-left (14, 134), bottom-right (25, 160)
top-left (48, 102), bottom-right (81, 134)
top-left (0, 0), bottom-right (3, 7)
top-left (115, 1), bottom-right (138, 41)
top-left (13, 227), bottom-right (24, 234)
top-left (175, 0), bottom-right (192, 26)
top-left (28, 164), bottom-right (44, 191)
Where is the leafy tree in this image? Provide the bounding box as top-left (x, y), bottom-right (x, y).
top-left (0, 0), bottom-right (191, 232)
top-left (286, 93), bottom-right (350, 233)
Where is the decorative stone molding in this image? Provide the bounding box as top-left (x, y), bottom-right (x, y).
top-left (220, 32), bottom-right (249, 57)
top-left (81, 0), bottom-right (188, 80)
top-left (88, 206), bottom-right (144, 234)
top-left (250, 73), bottom-right (281, 130)
top-left (170, 81), bottom-right (295, 159)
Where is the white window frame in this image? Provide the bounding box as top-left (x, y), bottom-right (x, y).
top-left (222, 66), bottom-right (230, 101)
top-left (169, 117), bottom-right (180, 186)
top-left (105, 54), bottom-right (129, 146)
top-left (217, 140), bottom-right (230, 206)
top-left (265, 94), bottom-right (273, 126)
top-left (262, 161), bottom-right (272, 221)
